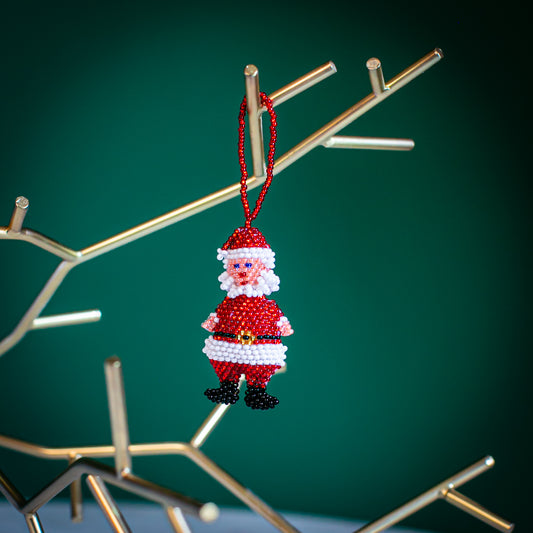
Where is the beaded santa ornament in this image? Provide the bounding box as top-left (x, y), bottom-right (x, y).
top-left (202, 93), bottom-right (293, 410)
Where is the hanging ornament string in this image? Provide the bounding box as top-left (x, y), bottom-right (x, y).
top-left (238, 92), bottom-right (277, 228)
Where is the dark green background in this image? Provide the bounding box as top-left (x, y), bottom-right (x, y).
top-left (0, 1), bottom-right (530, 532)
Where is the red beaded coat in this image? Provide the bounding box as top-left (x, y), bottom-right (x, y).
top-left (202, 294), bottom-right (288, 367)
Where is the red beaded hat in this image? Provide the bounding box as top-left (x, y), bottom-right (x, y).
top-left (217, 226), bottom-right (276, 270)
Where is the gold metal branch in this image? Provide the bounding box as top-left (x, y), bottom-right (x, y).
top-left (323, 136), bottom-right (414, 151)
top-left (0, 358), bottom-right (298, 533)
top-left (0, 457), bottom-right (216, 533)
top-left (354, 456), bottom-right (514, 533)
top-left (0, 49), bottom-right (442, 359)
top-left (1, 356), bottom-right (220, 533)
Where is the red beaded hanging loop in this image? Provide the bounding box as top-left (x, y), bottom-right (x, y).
top-left (238, 93), bottom-right (277, 228)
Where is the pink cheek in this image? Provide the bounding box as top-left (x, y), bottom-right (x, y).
top-left (248, 268), bottom-right (262, 283)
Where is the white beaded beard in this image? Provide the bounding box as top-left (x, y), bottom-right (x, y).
top-left (218, 269), bottom-right (280, 298)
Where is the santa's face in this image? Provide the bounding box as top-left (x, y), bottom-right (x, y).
top-left (227, 257), bottom-right (265, 286)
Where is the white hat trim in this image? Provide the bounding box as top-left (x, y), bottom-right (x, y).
top-left (217, 247), bottom-right (275, 269)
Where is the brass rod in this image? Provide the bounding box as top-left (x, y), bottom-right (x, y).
top-left (267, 61), bottom-right (336, 108)
top-left (24, 513), bottom-right (45, 533)
top-left (31, 309), bottom-right (101, 330)
top-left (323, 136), bottom-right (414, 151)
top-left (68, 455), bottom-right (83, 523)
top-left (86, 475), bottom-right (132, 533)
top-left (275, 48), bottom-right (443, 174)
top-left (0, 468), bottom-right (26, 508)
top-left (443, 489), bottom-right (514, 532)
top-left (104, 357), bottom-right (132, 475)
top-left (190, 377), bottom-right (243, 448)
top-left (16, 229), bottom-right (79, 260)
top-left (166, 507), bottom-right (192, 533)
top-left (386, 48), bottom-right (444, 92)
top-left (445, 456), bottom-right (494, 487)
top-left (354, 456), bottom-right (495, 533)
top-left (78, 180), bottom-right (247, 261)
top-left (0, 225), bottom-right (79, 261)
top-left (0, 433), bottom-right (199, 459)
top-left (19, 456), bottom-right (208, 517)
top-left (0, 260), bottom-right (75, 357)
top-left (190, 403), bottom-right (232, 449)
top-left (245, 65), bottom-right (266, 178)
top-left (0, 433), bottom-right (212, 460)
top-left (0, 433), bottom-right (114, 459)
top-left (9, 196), bottom-right (29, 233)
top-left (184, 446), bottom-right (300, 533)
top-left (366, 58), bottom-right (386, 95)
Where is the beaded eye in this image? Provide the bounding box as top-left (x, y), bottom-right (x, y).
top-left (245, 262), bottom-right (252, 268)
top-left (234, 264), bottom-right (240, 269)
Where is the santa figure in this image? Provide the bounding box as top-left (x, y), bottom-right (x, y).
top-left (202, 226), bottom-right (293, 410)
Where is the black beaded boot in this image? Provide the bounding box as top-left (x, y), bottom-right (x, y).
top-left (204, 380), bottom-right (240, 404)
top-left (244, 385), bottom-right (279, 410)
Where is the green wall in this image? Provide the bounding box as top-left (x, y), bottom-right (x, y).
top-left (0, 2), bottom-right (529, 532)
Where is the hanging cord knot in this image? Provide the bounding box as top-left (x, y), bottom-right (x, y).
top-left (238, 92), bottom-right (277, 228)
